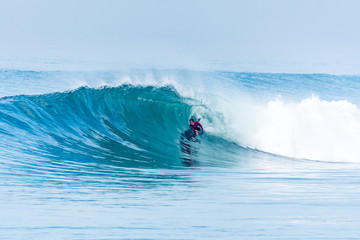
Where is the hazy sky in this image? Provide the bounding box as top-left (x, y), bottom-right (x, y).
top-left (1, 0), bottom-right (360, 73)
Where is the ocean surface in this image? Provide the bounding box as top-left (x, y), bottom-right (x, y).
top-left (1, 69), bottom-right (360, 239)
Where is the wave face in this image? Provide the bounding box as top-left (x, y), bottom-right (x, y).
top-left (0, 86), bottom-right (197, 169)
top-left (1, 69), bottom-right (360, 166)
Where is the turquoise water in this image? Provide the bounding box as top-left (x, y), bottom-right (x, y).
top-left (1, 69), bottom-right (360, 239)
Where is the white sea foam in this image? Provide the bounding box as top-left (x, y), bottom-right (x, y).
top-left (209, 95), bottom-right (360, 162)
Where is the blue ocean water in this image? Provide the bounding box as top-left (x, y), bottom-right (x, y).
top-left (1, 69), bottom-right (360, 239)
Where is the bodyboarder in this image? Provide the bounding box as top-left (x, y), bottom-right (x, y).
top-left (189, 116), bottom-right (204, 136)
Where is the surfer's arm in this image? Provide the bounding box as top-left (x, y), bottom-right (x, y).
top-left (198, 122), bottom-right (204, 132)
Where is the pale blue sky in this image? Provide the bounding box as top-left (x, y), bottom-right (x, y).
top-left (1, 0), bottom-right (359, 73)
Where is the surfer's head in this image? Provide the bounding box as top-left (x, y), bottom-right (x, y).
top-left (189, 116), bottom-right (196, 125)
